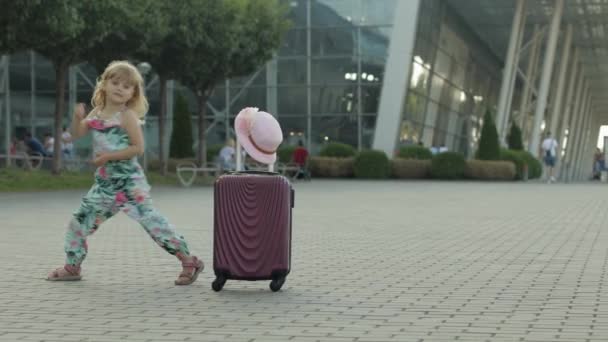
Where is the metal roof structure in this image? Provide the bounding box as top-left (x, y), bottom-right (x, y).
top-left (447, 0), bottom-right (608, 116)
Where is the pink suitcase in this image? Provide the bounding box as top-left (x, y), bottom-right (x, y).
top-left (212, 170), bottom-right (294, 292)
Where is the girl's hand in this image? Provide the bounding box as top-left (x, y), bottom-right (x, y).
top-left (92, 152), bottom-right (109, 167)
top-left (73, 103), bottom-right (86, 121)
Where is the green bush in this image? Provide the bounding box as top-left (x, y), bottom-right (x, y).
top-left (206, 144), bottom-right (224, 163)
top-left (319, 142), bottom-right (356, 158)
top-left (353, 150), bottom-right (390, 179)
top-left (278, 145), bottom-right (297, 163)
top-left (430, 152), bottom-right (466, 180)
top-left (398, 145), bottom-right (433, 160)
top-left (507, 123), bottom-right (524, 150)
top-left (500, 148), bottom-right (526, 180)
top-left (476, 109), bottom-right (501, 160)
top-left (519, 151), bottom-right (543, 179)
top-left (169, 93), bottom-right (194, 158)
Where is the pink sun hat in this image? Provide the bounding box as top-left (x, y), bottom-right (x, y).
top-left (234, 107), bottom-right (283, 165)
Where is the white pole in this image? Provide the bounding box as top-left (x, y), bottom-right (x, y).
top-left (496, 0), bottom-right (527, 136)
top-left (548, 25), bottom-right (573, 138)
top-left (529, 0), bottom-right (564, 154)
top-left (4, 55), bottom-right (10, 167)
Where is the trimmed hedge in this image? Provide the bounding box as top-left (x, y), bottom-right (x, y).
top-left (309, 157), bottom-right (354, 177)
top-left (169, 93), bottom-right (194, 158)
top-left (319, 142), bottom-right (356, 158)
top-left (519, 150), bottom-right (543, 179)
top-left (464, 160), bottom-right (516, 180)
top-left (278, 145), bottom-right (297, 163)
top-left (476, 109), bottom-right (501, 160)
top-left (431, 152), bottom-right (466, 179)
top-left (207, 144), bottom-right (224, 163)
top-left (398, 145), bottom-right (433, 160)
top-left (507, 123), bottom-right (524, 150)
top-left (353, 150), bottom-right (390, 179)
top-left (391, 159), bottom-right (431, 179)
top-left (500, 148), bottom-right (526, 180)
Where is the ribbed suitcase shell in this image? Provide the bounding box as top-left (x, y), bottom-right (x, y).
top-left (213, 173), bottom-right (292, 281)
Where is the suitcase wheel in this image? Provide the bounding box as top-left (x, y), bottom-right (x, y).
top-left (212, 276), bottom-right (227, 292)
top-left (269, 276), bottom-right (286, 292)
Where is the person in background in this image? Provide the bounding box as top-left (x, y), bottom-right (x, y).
top-left (62, 126), bottom-right (74, 159)
top-left (292, 140), bottom-right (310, 180)
top-left (25, 132), bottom-right (48, 157)
top-left (541, 131), bottom-right (559, 183)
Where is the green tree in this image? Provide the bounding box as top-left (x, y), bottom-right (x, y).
top-left (507, 122), bottom-right (524, 150)
top-left (170, 94), bottom-right (194, 158)
top-left (0, 1), bottom-right (42, 166)
top-left (476, 109), bottom-right (501, 161)
top-left (178, 0), bottom-right (290, 165)
top-left (140, 0), bottom-right (217, 174)
top-left (0, 1), bottom-right (40, 53)
top-left (13, 1), bottom-right (139, 173)
top-left (82, 0), bottom-right (170, 174)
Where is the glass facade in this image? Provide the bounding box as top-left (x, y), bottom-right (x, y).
top-left (402, 0), bottom-right (503, 157)
top-left (1, 0), bottom-right (505, 159)
top-left (206, 0), bottom-right (397, 155)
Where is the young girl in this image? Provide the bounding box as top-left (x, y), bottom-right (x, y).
top-left (47, 61), bottom-right (204, 285)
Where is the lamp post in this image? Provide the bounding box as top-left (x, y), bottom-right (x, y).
top-left (136, 62), bottom-right (151, 171)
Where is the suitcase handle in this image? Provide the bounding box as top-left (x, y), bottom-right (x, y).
top-left (229, 170), bottom-right (278, 176)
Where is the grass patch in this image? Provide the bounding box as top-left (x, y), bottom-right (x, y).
top-left (0, 168), bottom-right (216, 192)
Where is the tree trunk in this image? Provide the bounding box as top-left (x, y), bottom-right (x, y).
top-left (159, 76), bottom-right (167, 176)
top-left (52, 61), bottom-right (68, 175)
top-left (197, 92), bottom-right (208, 167)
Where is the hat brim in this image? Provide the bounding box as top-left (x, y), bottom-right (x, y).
top-left (235, 114), bottom-right (277, 165)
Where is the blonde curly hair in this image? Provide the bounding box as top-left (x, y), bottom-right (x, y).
top-left (91, 60), bottom-right (149, 119)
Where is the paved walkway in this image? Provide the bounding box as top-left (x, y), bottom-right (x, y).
top-left (1, 180), bottom-right (607, 341)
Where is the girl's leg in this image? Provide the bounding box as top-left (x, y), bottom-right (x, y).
top-left (121, 189), bottom-right (203, 285)
top-left (122, 199), bottom-right (191, 257)
top-left (48, 185), bottom-right (118, 280)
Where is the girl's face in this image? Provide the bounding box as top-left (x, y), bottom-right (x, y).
top-left (104, 76), bottom-right (135, 106)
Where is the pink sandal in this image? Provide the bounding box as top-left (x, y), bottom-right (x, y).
top-left (175, 256), bottom-right (204, 286)
top-left (46, 265), bottom-right (82, 281)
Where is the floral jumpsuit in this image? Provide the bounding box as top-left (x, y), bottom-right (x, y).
top-left (64, 111), bottom-right (191, 266)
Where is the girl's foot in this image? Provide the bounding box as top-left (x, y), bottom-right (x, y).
top-left (175, 256), bottom-right (204, 286)
top-left (46, 265), bottom-right (82, 281)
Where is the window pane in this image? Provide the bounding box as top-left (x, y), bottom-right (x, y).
top-left (410, 61), bottom-right (430, 92)
top-left (429, 75), bottom-right (445, 102)
top-left (398, 120), bottom-right (423, 145)
top-left (434, 49), bottom-right (452, 80)
top-left (311, 85), bottom-right (356, 114)
top-left (402, 92), bottom-right (427, 123)
top-left (311, 27), bottom-right (356, 56)
top-left (313, 0), bottom-right (359, 25)
top-left (360, 0), bottom-right (397, 26)
top-left (311, 57), bottom-right (357, 84)
top-left (279, 28), bottom-right (307, 56)
top-left (361, 85), bottom-right (381, 114)
top-left (279, 116), bottom-right (308, 145)
top-left (312, 115), bottom-right (358, 147)
top-left (278, 59), bottom-right (307, 85)
top-left (278, 86), bottom-right (307, 115)
top-left (229, 87), bottom-right (267, 113)
top-left (362, 114), bottom-right (377, 148)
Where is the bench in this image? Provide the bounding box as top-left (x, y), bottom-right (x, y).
top-left (0, 153), bottom-right (44, 170)
top-left (176, 161), bottom-right (222, 187)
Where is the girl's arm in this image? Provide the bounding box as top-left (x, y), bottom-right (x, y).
top-left (99, 110), bottom-right (144, 163)
top-left (71, 103), bottom-right (91, 140)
